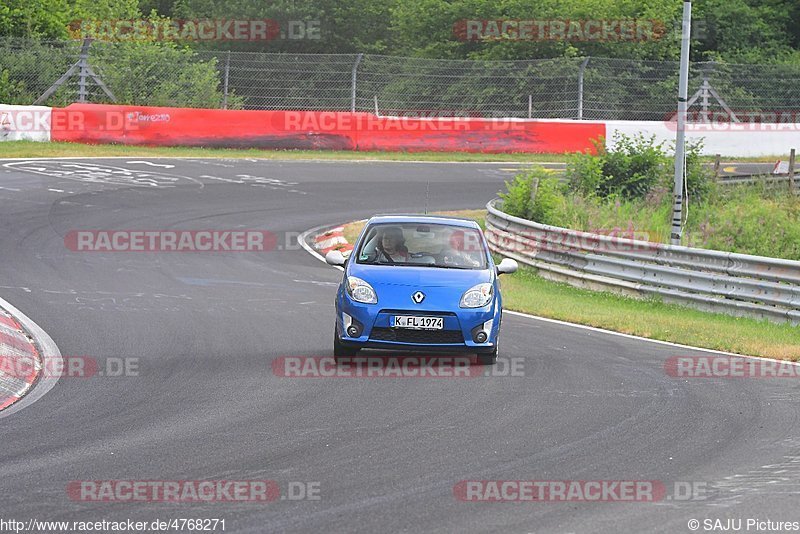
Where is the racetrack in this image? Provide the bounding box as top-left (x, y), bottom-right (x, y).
top-left (1, 158), bottom-right (799, 533)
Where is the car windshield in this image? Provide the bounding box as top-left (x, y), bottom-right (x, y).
top-left (355, 222), bottom-right (488, 270)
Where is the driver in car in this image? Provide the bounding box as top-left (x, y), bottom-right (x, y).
top-left (443, 229), bottom-right (482, 267)
top-left (377, 226), bottom-right (409, 262)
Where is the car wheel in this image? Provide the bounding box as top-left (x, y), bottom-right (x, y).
top-left (334, 327), bottom-right (359, 360)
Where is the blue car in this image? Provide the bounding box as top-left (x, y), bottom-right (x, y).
top-left (325, 215), bottom-right (518, 365)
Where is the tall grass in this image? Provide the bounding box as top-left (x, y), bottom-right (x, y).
top-left (500, 133), bottom-right (800, 260)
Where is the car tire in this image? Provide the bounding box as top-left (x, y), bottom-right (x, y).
top-left (334, 327), bottom-right (359, 360)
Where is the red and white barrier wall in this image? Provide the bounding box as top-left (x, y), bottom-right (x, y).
top-left (604, 120), bottom-right (800, 157)
top-left (0, 104), bottom-right (52, 142)
top-left (2, 103), bottom-right (799, 156)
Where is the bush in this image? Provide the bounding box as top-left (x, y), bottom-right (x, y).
top-left (567, 133), bottom-right (672, 199)
top-left (0, 39), bottom-right (237, 108)
top-left (530, 175), bottom-right (565, 225)
top-left (91, 42), bottom-right (240, 109)
top-left (0, 40), bottom-right (76, 105)
top-left (567, 133), bottom-right (714, 202)
top-left (498, 172), bottom-right (534, 219)
top-left (499, 166), bottom-right (565, 225)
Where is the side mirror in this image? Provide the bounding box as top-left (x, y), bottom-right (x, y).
top-left (325, 249), bottom-right (347, 266)
top-left (496, 258), bottom-right (518, 275)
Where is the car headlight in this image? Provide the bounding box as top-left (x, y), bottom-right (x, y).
top-left (460, 283), bottom-right (493, 308)
top-left (346, 276), bottom-right (377, 304)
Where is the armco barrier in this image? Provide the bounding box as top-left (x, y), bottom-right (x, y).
top-left (47, 104), bottom-right (603, 153)
top-left (485, 199), bottom-right (800, 324)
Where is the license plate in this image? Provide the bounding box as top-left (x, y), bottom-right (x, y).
top-left (391, 316), bottom-right (444, 330)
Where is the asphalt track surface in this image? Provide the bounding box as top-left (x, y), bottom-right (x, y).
top-left (1, 158), bottom-right (799, 533)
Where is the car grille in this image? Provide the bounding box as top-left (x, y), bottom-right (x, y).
top-left (370, 327), bottom-right (464, 344)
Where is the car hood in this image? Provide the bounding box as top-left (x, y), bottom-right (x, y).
top-left (348, 263), bottom-right (492, 288)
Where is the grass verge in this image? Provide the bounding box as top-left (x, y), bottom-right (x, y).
top-left (338, 210), bottom-right (799, 361)
top-left (502, 266), bottom-right (799, 361)
top-left (0, 141), bottom-right (571, 162)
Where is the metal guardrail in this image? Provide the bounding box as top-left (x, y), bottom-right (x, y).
top-left (485, 199), bottom-right (800, 324)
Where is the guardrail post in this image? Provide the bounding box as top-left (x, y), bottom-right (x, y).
top-left (790, 148), bottom-right (796, 194)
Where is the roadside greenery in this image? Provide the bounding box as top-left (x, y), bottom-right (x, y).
top-left (0, 38), bottom-right (235, 108)
top-left (500, 133), bottom-right (800, 260)
top-left (2, 0), bottom-right (798, 64)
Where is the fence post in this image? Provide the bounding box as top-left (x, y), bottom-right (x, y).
top-left (351, 53), bottom-right (364, 113)
top-left (577, 57), bottom-right (590, 119)
top-left (790, 148), bottom-right (796, 194)
top-left (77, 38), bottom-right (92, 103)
top-left (222, 50), bottom-right (231, 110)
top-left (35, 37), bottom-right (115, 105)
top-left (528, 95), bottom-right (532, 119)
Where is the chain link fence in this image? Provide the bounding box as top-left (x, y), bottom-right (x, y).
top-left (2, 38), bottom-right (799, 121)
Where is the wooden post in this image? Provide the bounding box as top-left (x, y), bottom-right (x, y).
top-left (789, 148), bottom-right (796, 194)
top-left (713, 153), bottom-right (720, 182)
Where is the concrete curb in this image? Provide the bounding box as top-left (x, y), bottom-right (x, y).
top-left (0, 307), bottom-right (42, 411)
top-left (308, 224), bottom-right (357, 258)
top-left (0, 297), bottom-right (62, 418)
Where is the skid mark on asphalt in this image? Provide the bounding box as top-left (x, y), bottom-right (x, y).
top-left (199, 173), bottom-right (306, 193)
top-left (705, 436), bottom-right (800, 507)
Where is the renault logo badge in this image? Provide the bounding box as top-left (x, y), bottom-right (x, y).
top-left (412, 291), bottom-right (425, 304)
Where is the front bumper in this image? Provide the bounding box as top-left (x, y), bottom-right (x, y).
top-left (336, 294), bottom-right (500, 354)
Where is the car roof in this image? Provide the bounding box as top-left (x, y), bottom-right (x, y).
top-left (366, 214), bottom-right (481, 229)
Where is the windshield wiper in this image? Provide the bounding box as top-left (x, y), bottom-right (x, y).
top-left (420, 264), bottom-right (475, 270)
